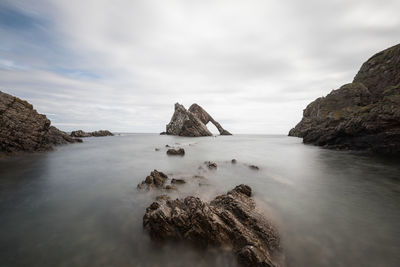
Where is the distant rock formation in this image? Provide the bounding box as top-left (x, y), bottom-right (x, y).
top-left (0, 91), bottom-right (81, 155)
top-left (70, 130), bottom-right (113, 138)
top-left (289, 43), bottom-right (400, 154)
top-left (165, 103), bottom-right (231, 136)
top-left (143, 184), bottom-right (283, 267)
top-left (188, 104), bottom-right (232, 135)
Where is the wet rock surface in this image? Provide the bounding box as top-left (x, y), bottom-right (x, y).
top-left (143, 184), bottom-right (283, 267)
top-left (70, 130), bottom-right (113, 137)
top-left (289, 44), bottom-right (400, 154)
top-left (165, 103), bottom-right (232, 137)
top-left (167, 148), bottom-right (185, 156)
top-left (0, 91), bottom-right (81, 155)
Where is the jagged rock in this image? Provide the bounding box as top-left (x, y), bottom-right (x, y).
top-left (137, 170), bottom-right (168, 190)
top-left (188, 104), bottom-right (232, 135)
top-left (166, 148), bottom-right (185, 156)
top-left (70, 130), bottom-right (113, 137)
top-left (0, 91), bottom-right (81, 155)
top-left (143, 185), bottom-right (283, 267)
top-left (165, 103), bottom-right (232, 137)
top-left (289, 43), bottom-right (400, 154)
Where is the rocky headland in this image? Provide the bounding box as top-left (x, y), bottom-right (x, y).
top-left (289, 43), bottom-right (400, 154)
top-left (143, 184), bottom-right (283, 267)
top-left (165, 103), bottom-right (232, 137)
top-left (0, 91), bottom-right (81, 156)
top-left (70, 130), bottom-right (114, 137)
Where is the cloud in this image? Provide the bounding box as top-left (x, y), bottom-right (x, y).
top-left (0, 0), bottom-right (399, 134)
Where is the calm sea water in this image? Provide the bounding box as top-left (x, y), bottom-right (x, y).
top-left (0, 134), bottom-right (399, 267)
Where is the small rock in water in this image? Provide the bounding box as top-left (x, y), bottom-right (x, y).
top-left (166, 148), bottom-right (185, 156)
top-left (155, 148), bottom-right (160, 151)
top-left (171, 178), bottom-right (186, 184)
top-left (249, 165), bottom-right (259, 170)
top-left (156, 194), bottom-right (170, 201)
top-left (164, 184), bottom-right (177, 190)
top-left (205, 161), bottom-right (217, 169)
top-left (137, 170), bottom-right (168, 190)
top-left (231, 159), bottom-right (237, 164)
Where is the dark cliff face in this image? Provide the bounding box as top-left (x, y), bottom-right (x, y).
top-left (0, 91), bottom-right (81, 155)
top-left (165, 103), bottom-right (232, 137)
top-left (289, 44), bottom-right (400, 154)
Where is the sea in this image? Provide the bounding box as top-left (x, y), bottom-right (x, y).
top-left (0, 134), bottom-right (399, 267)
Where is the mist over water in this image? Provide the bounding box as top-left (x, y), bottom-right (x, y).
top-left (0, 134), bottom-right (399, 267)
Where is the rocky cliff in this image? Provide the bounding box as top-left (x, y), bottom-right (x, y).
top-left (289, 44), bottom-right (400, 154)
top-left (0, 91), bottom-right (81, 155)
top-left (166, 103), bottom-right (231, 136)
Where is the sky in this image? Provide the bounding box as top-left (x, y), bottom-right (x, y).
top-left (0, 0), bottom-right (399, 134)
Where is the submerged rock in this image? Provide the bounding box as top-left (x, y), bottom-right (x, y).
top-left (0, 91), bottom-right (81, 155)
top-left (171, 178), bottom-right (186, 184)
top-left (289, 44), bottom-right (400, 154)
top-left (70, 130), bottom-right (113, 137)
top-left (166, 148), bottom-right (185, 156)
top-left (137, 170), bottom-right (168, 190)
top-left (165, 103), bottom-right (232, 137)
top-left (249, 165), bottom-right (260, 170)
top-left (143, 184), bottom-right (282, 267)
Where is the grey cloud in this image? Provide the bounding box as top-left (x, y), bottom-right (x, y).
top-left (0, 0), bottom-right (399, 134)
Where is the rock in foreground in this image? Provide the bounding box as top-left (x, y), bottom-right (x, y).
top-left (70, 130), bottom-right (113, 137)
top-left (289, 44), bottom-right (400, 154)
top-left (143, 184), bottom-right (282, 267)
top-left (165, 103), bottom-right (231, 137)
top-left (0, 91), bottom-right (81, 155)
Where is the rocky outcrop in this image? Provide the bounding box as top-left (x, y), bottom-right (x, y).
top-left (289, 44), bottom-right (400, 154)
top-left (143, 184), bottom-right (282, 267)
top-left (0, 91), bottom-right (81, 155)
top-left (165, 103), bottom-right (231, 137)
top-left (188, 104), bottom-right (232, 135)
top-left (137, 170), bottom-right (168, 190)
top-left (70, 130), bottom-right (113, 137)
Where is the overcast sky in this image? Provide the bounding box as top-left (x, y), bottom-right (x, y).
top-left (0, 0), bottom-right (399, 134)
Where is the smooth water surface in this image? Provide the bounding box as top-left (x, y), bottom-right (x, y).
top-left (1, 134), bottom-right (399, 267)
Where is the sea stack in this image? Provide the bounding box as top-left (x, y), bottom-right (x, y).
top-left (289, 43), bottom-right (400, 154)
top-left (0, 91), bottom-right (81, 155)
top-left (165, 103), bottom-right (232, 137)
